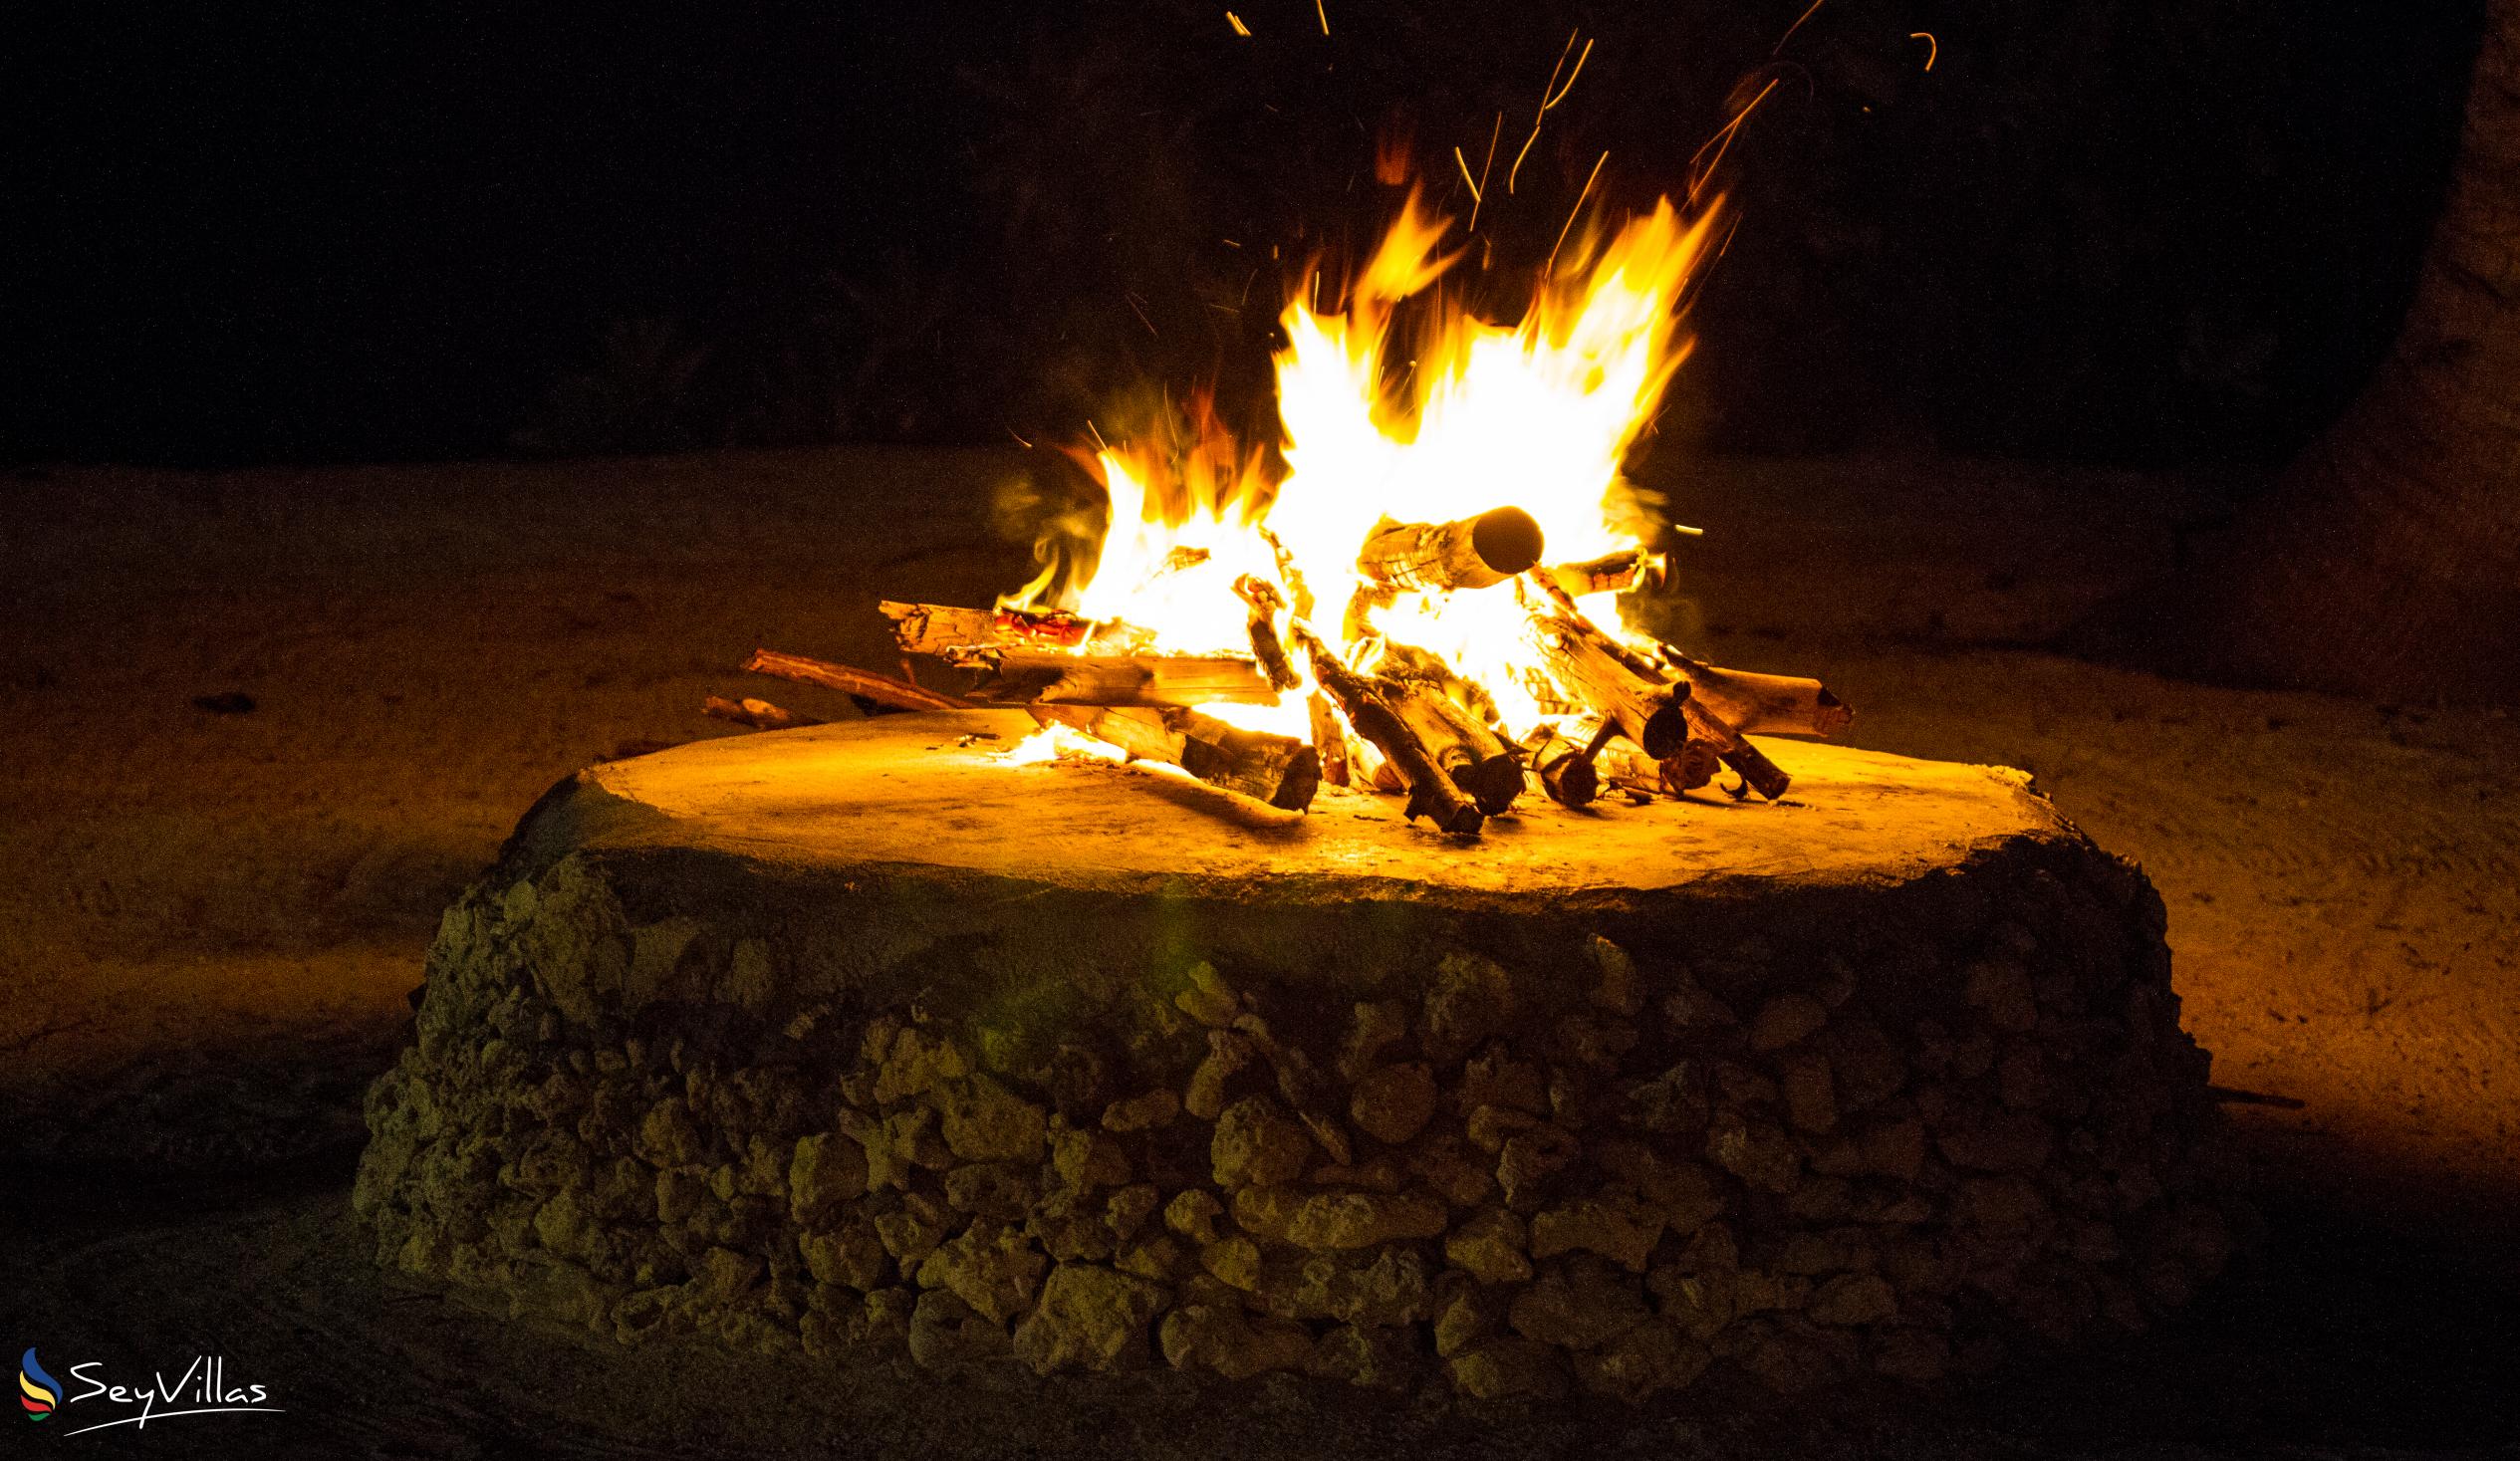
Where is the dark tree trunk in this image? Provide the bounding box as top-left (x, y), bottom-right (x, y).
top-left (2196, 3), bottom-right (2520, 702)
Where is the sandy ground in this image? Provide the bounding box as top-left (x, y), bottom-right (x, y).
top-left (2, 446), bottom-right (2514, 1456)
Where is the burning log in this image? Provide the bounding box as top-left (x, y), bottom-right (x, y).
top-left (1028, 704), bottom-right (1321, 812)
top-left (958, 650), bottom-right (1281, 708)
top-left (1307, 692), bottom-right (1354, 788)
top-left (1658, 650), bottom-right (1851, 739)
top-left (1356, 507), bottom-right (1547, 593)
top-left (744, 648), bottom-right (975, 713)
top-left (702, 694), bottom-right (822, 731)
top-left (1528, 721), bottom-right (1610, 808)
top-left (1520, 604), bottom-right (1692, 760)
top-left (882, 601), bottom-right (1094, 655)
top-left (1595, 740), bottom-right (1669, 800)
top-left (1665, 738), bottom-right (1722, 792)
top-left (1290, 622), bottom-right (1484, 836)
top-left (1541, 548), bottom-right (1666, 600)
top-left (1385, 682), bottom-right (1525, 816)
top-left (1232, 576), bottom-right (1303, 693)
top-left (1376, 640), bottom-right (1504, 727)
top-left (1678, 699), bottom-right (1795, 802)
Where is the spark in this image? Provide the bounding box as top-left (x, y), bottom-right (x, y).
top-left (1466, 112), bottom-right (1501, 232)
top-left (1007, 427), bottom-right (1035, 448)
top-left (1909, 30), bottom-right (1937, 70)
top-left (1546, 149), bottom-right (1609, 276)
top-left (1508, 29), bottom-right (1593, 194)
top-left (1226, 10), bottom-right (1250, 36)
top-left (1452, 147), bottom-right (1481, 204)
top-left (1315, 0), bottom-right (1328, 35)
top-left (1127, 292), bottom-right (1158, 337)
top-left (1688, 77), bottom-right (1778, 203)
top-left (1772, 0), bottom-right (1828, 55)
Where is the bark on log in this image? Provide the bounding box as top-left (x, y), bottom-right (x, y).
top-left (1356, 507), bottom-right (1547, 593)
top-left (1659, 650), bottom-right (1851, 738)
top-left (744, 648), bottom-right (975, 713)
top-left (1291, 623), bottom-right (1484, 835)
top-left (959, 651), bottom-right (1281, 708)
top-left (702, 695), bottom-right (823, 731)
top-left (1027, 704), bottom-right (1321, 812)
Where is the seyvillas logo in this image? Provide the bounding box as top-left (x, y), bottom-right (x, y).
top-left (17, 1347), bottom-right (283, 1437)
top-left (19, 1348), bottom-right (58, 1421)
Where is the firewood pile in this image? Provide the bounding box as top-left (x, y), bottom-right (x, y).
top-left (711, 508), bottom-right (1849, 838)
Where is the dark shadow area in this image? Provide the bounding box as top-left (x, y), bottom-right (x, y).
top-left (4, 1), bottom-right (2483, 471)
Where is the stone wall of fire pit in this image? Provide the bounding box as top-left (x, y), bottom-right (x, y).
top-left (355, 713), bottom-right (2245, 1403)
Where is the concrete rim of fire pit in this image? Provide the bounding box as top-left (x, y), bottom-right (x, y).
top-left (520, 709), bottom-right (2068, 902)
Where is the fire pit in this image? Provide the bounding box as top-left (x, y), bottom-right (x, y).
top-left (358, 191), bottom-right (2241, 1401)
top-left (356, 711), bottom-right (2240, 1400)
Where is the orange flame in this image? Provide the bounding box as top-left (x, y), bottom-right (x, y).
top-left (1008, 188), bottom-right (1722, 741)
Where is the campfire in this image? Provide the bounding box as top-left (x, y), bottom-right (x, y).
top-left (713, 194), bottom-right (1849, 836)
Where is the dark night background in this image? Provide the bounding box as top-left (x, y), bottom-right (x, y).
top-left (2, 0), bottom-right (2483, 470)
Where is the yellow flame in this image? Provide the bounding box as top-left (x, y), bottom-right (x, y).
top-left (1008, 191), bottom-right (1721, 742)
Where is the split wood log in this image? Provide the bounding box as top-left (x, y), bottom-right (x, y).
top-left (744, 648), bottom-right (975, 713)
top-left (1541, 548), bottom-right (1666, 600)
top-left (1658, 649), bottom-right (1852, 738)
top-left (1290, 622), bottom-right (1484, 836)
top-left (1520, 604), bottom-right (1692, 760)
top-left (702, 695), bottom-right (823, 731)
top-left (957, 650), bottom-right (1281, 708)
top-left (1027, 704), bottom-right (1321, 812)
top-left (1356, 507), bottom-right (1547, 593)
top-left (1385, 682), bottom-right (1525, 816)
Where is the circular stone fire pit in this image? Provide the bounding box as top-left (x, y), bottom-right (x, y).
top-left (356, 710), bottom-right (2244, 1402)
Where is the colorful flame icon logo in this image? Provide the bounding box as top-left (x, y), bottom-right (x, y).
top-left (19, 1347), bottom-right (59, 1421)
